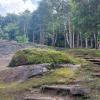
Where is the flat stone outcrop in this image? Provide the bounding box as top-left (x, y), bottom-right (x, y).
top-left (0, 40), bottom-right (47, 55)
top-left (0, 40), bottom-right (33, 55)
top-left (0, 64), bottom-right (49, 83)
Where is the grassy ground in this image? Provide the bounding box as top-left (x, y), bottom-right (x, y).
top-left (0, 48), bottom-right (100, 100)
top-left (65, 49), bottom-right (100, 100)
top-left (0, 67), bottom-right (77, 100)
top-left (0, 48), bottom-right (83, 100)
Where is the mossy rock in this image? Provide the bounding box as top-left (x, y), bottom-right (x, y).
top-left (9, 48), bottom-right (81, 67)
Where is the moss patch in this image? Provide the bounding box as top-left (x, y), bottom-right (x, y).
top-left (9, 48), bottom-right (81, 67)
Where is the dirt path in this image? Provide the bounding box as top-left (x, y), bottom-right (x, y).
top-left (0, 54), bottom-right (13, 71)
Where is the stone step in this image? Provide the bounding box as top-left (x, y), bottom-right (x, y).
top-left (92, 73), bottom-right (100, 77)
top-left (84, 57), bottom-right (93, 60)
top-left (24, 97), bottom-right (51, 100)
top-left (87, 59), bottom-right (100, 62)
top-left (41, 85), bottom-right (90, 96)
top-left (76, 55), bottom-right (84, 57)
top-left (93, 62), bottom-right (100, 65)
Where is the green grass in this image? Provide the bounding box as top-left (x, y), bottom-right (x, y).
top-left (9, 48), bottom-right (81, 67)
top-left (77, 65), bottom-right (100, 100)
top-left (63, 49), bottom-right (100, 99)
top-left (0, 67), bottom-right (76, 99)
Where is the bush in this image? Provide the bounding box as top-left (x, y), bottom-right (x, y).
top-left (16, 34), bottom-right (28, 43)
top-left (9, 48), bottom-right (80, 67)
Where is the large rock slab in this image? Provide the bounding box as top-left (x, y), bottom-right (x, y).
top-left (0, 40), bottom-right (33, 55)
top-left (0, 40), bottom-right (47, 55)
top-left (0, 64), bottom-right (49, 83)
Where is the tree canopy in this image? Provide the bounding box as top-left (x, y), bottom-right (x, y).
top-left (0, 0), bottom-right (100, 48)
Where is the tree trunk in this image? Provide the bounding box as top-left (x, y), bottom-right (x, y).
top-left (33, 32), bottom-right (34, 43)
top-left (64, 23), bottom-right (70, 48)
top-left (94, 32), bottom-right (97, 49)
top-left (72, 31), bottom-right (75, 48)
top-left (51, 23), bottom-right (55, 47)
top-left (95, 32), bottom-right (98, 49)
top-left (40, 32), bottom-right (45, 45)
top-left (51, 32), bottom-right (55, 46)
top-left (90, 38), bottom-right (93, 48)
top-left (68, 17), bottom-right (72, 48)
top-left (64, 33), bottom-right (67, 48)
top-left (77, 34), bottom-right (79, 48)
top-left (85, 38), bottom-right (88, 48)
top-left (80, 33), bottom-right (83, 48)
top-left (39, 32), bottom-right (42, 44)
top-left (54, 33), bottom-right (57, 46)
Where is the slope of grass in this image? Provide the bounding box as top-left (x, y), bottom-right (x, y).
top-left (9, 48), bottom-right (81, 67)
top-left (65, 49), bottom-right (100, 99)
top-left (0, 48), bottom-right (87, 100)
top-left (0, 67), bottom-right (76, 99)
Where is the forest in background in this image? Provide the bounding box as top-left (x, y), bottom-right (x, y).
top-left (0, 0), bottom-right (100, 48)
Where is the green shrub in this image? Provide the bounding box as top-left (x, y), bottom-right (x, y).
top-left (16, 34), bottom-right (28, 43)
top-left (9, 48), bottom-right (81, 67)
